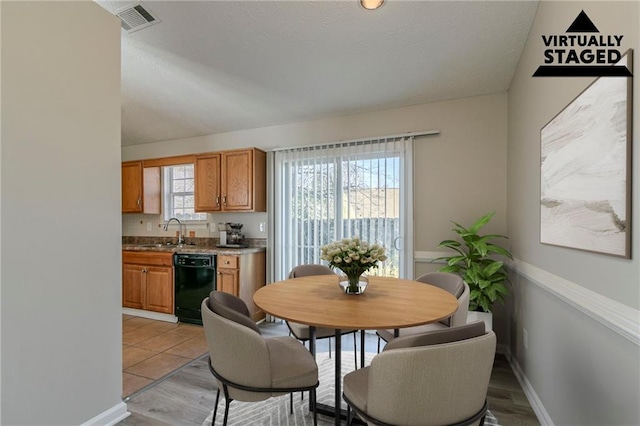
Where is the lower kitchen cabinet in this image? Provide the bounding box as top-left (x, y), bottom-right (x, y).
top-left (122, 264), bottom-right (145, 309)
top-left (123, 251), bottom-right (174, 314)
top-left (217, 252), bottom-right (265, 322)
top-left (218, 268), bottom-right (239, 297)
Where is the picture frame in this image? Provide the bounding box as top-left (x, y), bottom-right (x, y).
top-left (540, 49), bottom-right (633, 258)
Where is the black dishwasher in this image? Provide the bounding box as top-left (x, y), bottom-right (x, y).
top-left (174, 253), bottom-right (216, 325)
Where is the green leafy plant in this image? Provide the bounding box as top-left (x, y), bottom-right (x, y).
top-left (435, 212), bottom-right (513, 313)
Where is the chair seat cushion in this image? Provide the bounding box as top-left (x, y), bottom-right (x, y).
top-left (376, 322), bottom-right (447, 343)
top-left (287, 321), bottom-right (356, 340)
top-left (266, 336), bottom-right (318, 389)
top-left (343, 366), bottom-right (370, 414)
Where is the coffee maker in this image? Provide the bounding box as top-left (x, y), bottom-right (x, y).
top-left (218, 222), bottom-right (247, 248)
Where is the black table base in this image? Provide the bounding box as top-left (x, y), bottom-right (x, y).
top-left (308, 327), bottom-right (371, 425)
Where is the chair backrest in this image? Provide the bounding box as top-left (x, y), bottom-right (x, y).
top-left (383, 320), bottom-right (485, 351)
top-left (288, 264), bottom-right (335, 279)
top-left (454, 281), bottom-right (470, 327)
top-left (367, 329), bottom-right (496, 426)
top-left (416, 272), bottom-right (469, 327)
top-left (201, 297), bottom-right (273, 402)
top-left (208, 290), bottom-right (261, 334)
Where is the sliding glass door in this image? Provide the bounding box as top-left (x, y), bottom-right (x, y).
top-left (273, 137), bottom-right (413, 281)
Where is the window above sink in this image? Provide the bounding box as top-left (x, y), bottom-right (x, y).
top-left (163, 164), bottom-right (207, 222)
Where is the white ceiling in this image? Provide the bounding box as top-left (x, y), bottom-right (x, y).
top-left (97, 1), bottom-right (539, 146)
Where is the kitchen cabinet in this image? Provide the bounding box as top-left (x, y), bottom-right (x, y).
top-left (122, 264), bottom-right (145, 309)
top-left (194, 148), bottom-right (266, 212)
top-left (122, 251), bottom-right (174, 314)
top-left (122, 161), bottom-right (161, 214)
top-left (217, 252), bottom-right (266, 321)
top-left (194, 153), bottom-right (222, 212)
top-left (217, 268), bottom-right (239, 297)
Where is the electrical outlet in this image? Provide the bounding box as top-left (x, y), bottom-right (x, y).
top-left (523, 328), bottom-right (529, 350)
top-left (209, 222), bottom-right (216, 233)
top-left (259, 222), bottom-right (266, 233)
top-left (146, 222), bottom-right (152, 232)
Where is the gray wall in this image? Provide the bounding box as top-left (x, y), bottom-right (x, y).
top-left (1, 2), bottom-right (123, 424)
top-left (507, 2), bottom-right (639, 424)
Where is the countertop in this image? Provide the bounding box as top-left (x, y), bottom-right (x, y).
top-left (122, 244), bottom-right (265, 255)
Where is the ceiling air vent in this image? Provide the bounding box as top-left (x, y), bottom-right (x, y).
top-left (115, 2), bottom-right (161, 33)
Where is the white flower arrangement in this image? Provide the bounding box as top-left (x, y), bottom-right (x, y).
top-left (320, 237), bottom-right (387, 281)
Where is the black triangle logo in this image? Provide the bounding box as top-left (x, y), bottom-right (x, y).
top-left (566, 10), bottom-right (599, 33)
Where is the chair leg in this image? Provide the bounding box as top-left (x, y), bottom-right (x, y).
top-left (312, 388), bottom-right (317, 426)
top-left (377, 336), bottom-right (381, 353)
top-left (212, 388), bottom-right (220, 426)
top-left (221, 385), bottom-right (232, 426)
top-left (222, 398), bottom-right (230, 426)
top-left (329, 337), bottom-right (332, 358)
top-left (347, 404), bottom-right (352, 426)
top-left (290, 392), bottom-right (293, 414)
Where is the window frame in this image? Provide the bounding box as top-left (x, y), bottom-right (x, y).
top-left (162, 163), bottom-right (207, 222)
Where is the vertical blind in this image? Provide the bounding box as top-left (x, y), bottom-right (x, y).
top-left (272, 137), bottom-right (414, 282)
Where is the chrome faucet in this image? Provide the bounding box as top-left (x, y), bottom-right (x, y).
top-left (163, 217), bottom-right (184, 244)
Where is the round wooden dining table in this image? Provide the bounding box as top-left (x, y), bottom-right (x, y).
top-left (253, 274), bottom-right (459, 425)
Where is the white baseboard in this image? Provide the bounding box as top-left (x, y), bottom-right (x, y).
top-left (80, 402), bottom-right (129, 426)
top-left (122, 308), bottom-right (178, 323)
top-left (503, 348), bottom-right (553, 426)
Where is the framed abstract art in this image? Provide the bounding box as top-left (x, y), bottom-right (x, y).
top-left (540, 49), bottom-right (633, 258)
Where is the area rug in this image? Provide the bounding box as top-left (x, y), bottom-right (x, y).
top-left (202, 352), bottom-right (500, 426)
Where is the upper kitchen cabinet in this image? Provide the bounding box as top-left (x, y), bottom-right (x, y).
top-left (122, 161), bottom-right (161, 214)
top-left (195, 148), bottom-right (266, 212)
top-left (194, 153), bottom-right (222, 212)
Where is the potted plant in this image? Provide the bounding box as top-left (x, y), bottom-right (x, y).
top-left (434, 212), bottom-right (513, 330)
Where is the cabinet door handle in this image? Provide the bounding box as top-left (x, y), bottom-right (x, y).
top-left (137, 198), bottom-right (142, 206)
top-left (222, 195), bottom-right (227, 205)
top-left (216, 195), bottom-right (220, 205)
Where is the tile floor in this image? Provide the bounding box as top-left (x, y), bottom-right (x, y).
top-left (122, 315), bottom-right (208, 398)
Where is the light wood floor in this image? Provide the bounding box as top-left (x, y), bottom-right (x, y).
top-left (119, 319), bottom-right (540, 426)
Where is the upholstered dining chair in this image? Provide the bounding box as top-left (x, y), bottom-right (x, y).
top-left (376, 271), bottom-right (470, 351)
top-left (343, 321), bottom-right (495, 426)
top-left (287, 264), bottom-right (359, 369)
top-left (202, 291), bottom-right (319, 426)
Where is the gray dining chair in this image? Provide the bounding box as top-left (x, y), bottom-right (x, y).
top-left (343, 321), bottom-right (495, 426)
top-left (376, 271), bottom-right (470, 351)
top-left (202, 291), bottom-right (319, 426)
top-left (287, 264), bottom-right (359, 369)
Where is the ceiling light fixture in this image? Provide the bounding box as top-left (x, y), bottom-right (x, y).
top-left (360, 0), bottom-right (385, 11)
